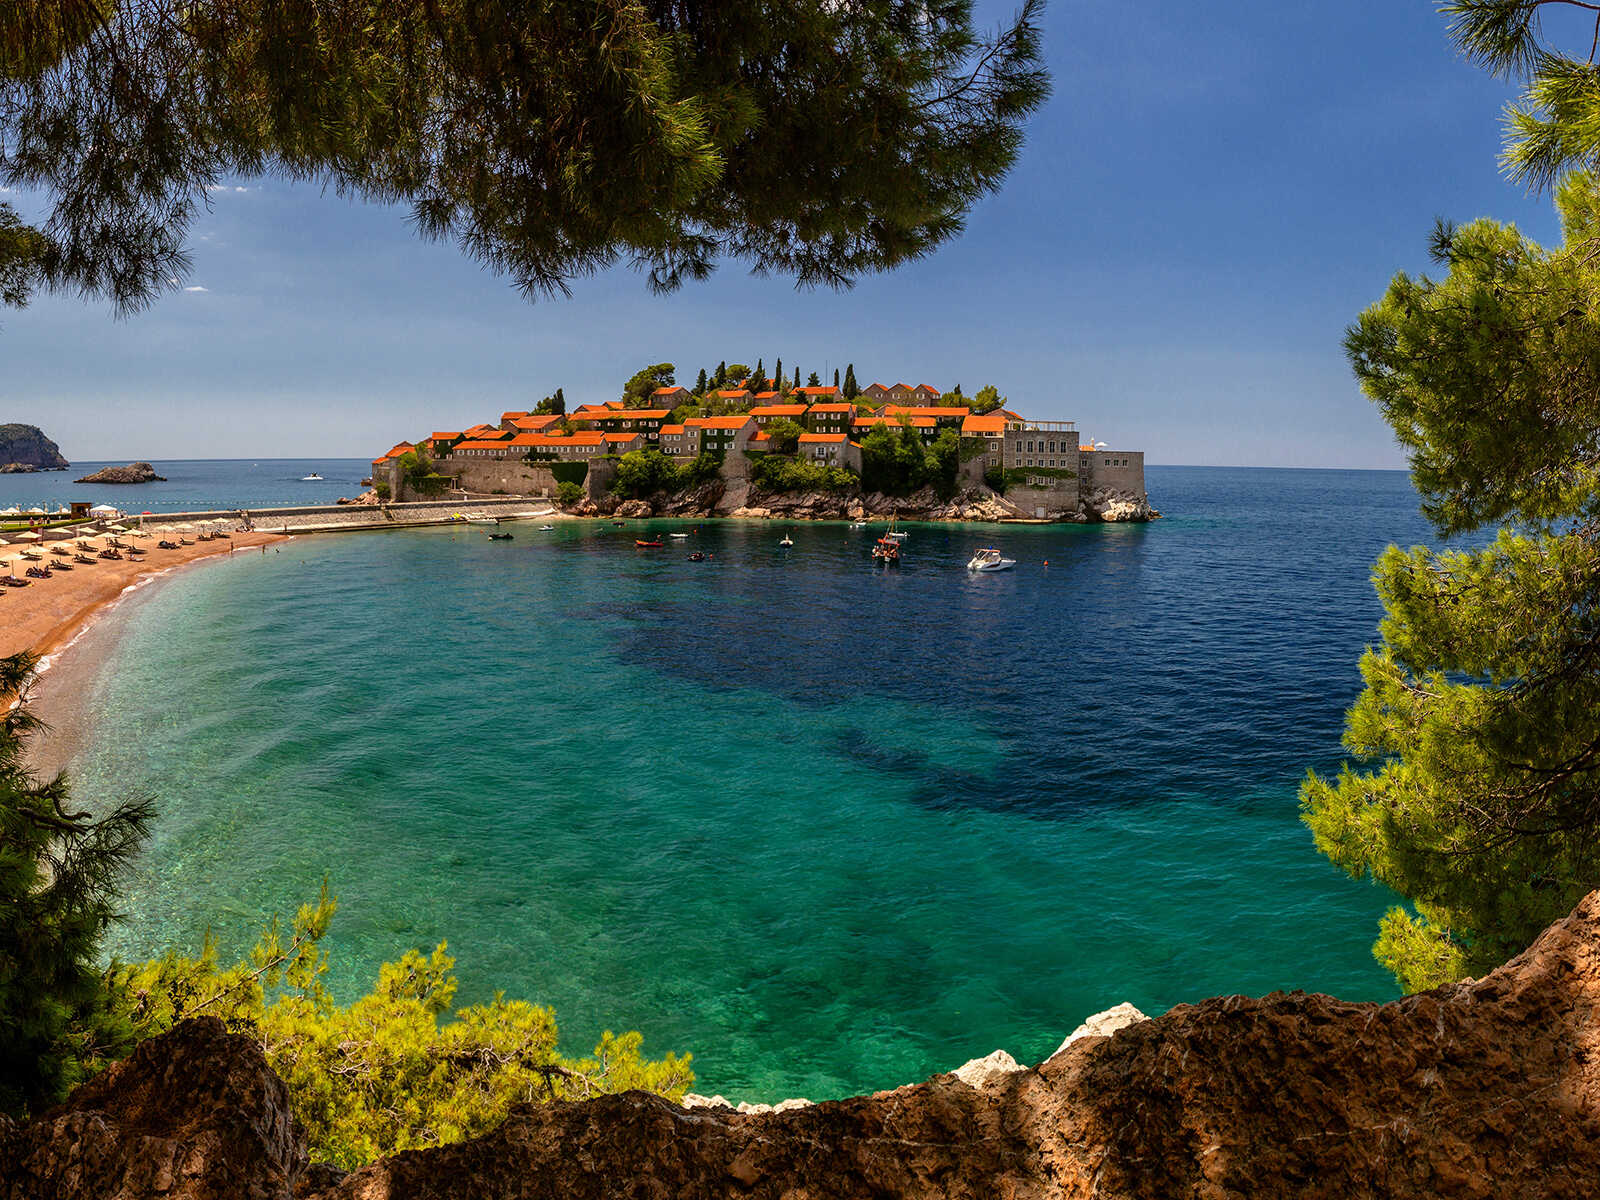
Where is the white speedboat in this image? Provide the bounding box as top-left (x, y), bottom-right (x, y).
top-left (465, 515), bottom-right (500, 525)
top-left (540, 524), bottom-right (555, 531)
top-left (779, 534), bottom-right (794, 547)
top-left (967, 548), bottom-right (1016, 572)
top-left (301, 473), bottom-right (323, 481)
top-left (885, 530), bottom-right (907, 543)
top-left (849, 521), bottom-right (867, 529)
top-left (669, 532), bottom-right (689, 539)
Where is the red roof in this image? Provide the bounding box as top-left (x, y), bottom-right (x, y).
top-left (687, 416), bottom-right (755, 430)
top-left (604, 432), bottom-right (645, 444)
top-left (510, 414), bottom-right (562, 432)
top-left (712, 388), bottom-right (750, 400)
top-left (507, 431), bottom-right (606, 447)
top-left (751, 430), bottom-right (771, 443)
top-left (749, 404), bottom-right (808, 418)
top-left (430, 431), bottom-right (463, 440)
top-left (880, 405), bottom-right (970, 419)
top-left (855, 414), bottom-right (935, 428)
top-left (798, 432), bottom-right (848, 444)
top-left (914, 384), bottom-right (940, 395)
top-left (454, 439), bottom-right (512, 452)
top-left (806, 403), bottom-right (853, 414)
top-left (385, 442), bottom-right (415, 458)
top-left (962, 413), bottom-right (1007, 435)
top-left (793, 385), bottom-right (840, 397)
top-left (659, 424), bottom-right (687, 435)
top-left (753, 390), bottom-right (779, 401)
top-left (500, 411), bottom-right (529, 422)
top-left (651, 385), bottom-right (690, 397)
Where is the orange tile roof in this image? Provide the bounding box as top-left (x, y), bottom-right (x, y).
top-left (454, 439), bottom-right (512, 452)
top-left (687, 415), bottom-right (755, 430)
top-left (914, 384), bottom-right (940, 395)
top-left (753, 390), bottom-right (778, 401)
top-left (806, 403), bottom-right (853, 414)
top-left (749, 404), bottom-right (808, 418)
top-left (652, 385), bottom-right (690, 396)
top-left (385, 442), bottom-right (415, 458)
top-left (500, 411), bottom-right (529, 422)
top-left (1002, 410), bottom-right (1024, 421)
top-left (880, 405), bottom-right (970, 419)
top-left (794, 385), bottom-right (840, 397)
top-left (510, 414), bottom-right (562, 432)
top-left (751, 430), bottom-right (771, 443)
top-left (604, 432), bottom-right (644, 443)
top-left (962, 413), bottom-right (1007, 435)
top-left (798, 432), bottom-right (847, 444)
top-left (372, 457), bottom-right (389, 466)
top-left (659, 424), bottom-right (687, 435)
top-left (712, 388), bottom-right (750, 400)
top-left (1080, 445), bottom-right (1094, 452)
top-left (430, 431), bottom-right (463, 440)
top-left (855, 414), bottom-right (935, 428)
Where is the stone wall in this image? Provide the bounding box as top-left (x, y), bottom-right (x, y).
top-left (1081, 449), bottom-right (1145, 499)
top-left (434, 459), bottom-right (559, 499)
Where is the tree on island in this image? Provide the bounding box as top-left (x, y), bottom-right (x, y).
top-left (533, 388), bottom-right (566, 416)
top-left (750, 358), bottom-right (767, 392)
top-left (970, 384), bottom-right (1004, 414)
top-left (623, 363), bottom-right (675, 406)
top-left (693, 367), bottom-right (708, 395)
top-left (713, 361), bottom-right (728, 389)
top-left (1302, 1), bottom-right (1600, 993)
top-left (764, 416), bottom-right (805, 454)
top-left (833, 367), bottom-right (840, 389)
top-left (774, 358), bottom-right (783, 392)
top-left (843, 363), bottom-right (859, 399)
top-left (806, 370), bottom-right (820, 387)
top-left (793, 366), bottom-right (801, 388)
top-left (0, 0), bottom-right (1047, 314)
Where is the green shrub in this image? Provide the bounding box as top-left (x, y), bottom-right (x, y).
top-left (374, 480), bottom-right (391, 500)
top-left (556, 480), bottom-right (585, 505)
top-left (750, 454), bottom-right (858, 494)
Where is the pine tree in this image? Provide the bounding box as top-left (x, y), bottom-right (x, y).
top-left (0, 652), bottom-right (152, 1116)
top-left (752, 358), bottom-right (766, 391)
top-left (843, 363), bottom-right (858, 399)
top-left (714, 361), bottom-right (727, 388)
top-left (694, 368), bottom-right (707, 395)
top-left (0, 0), bottom-right (1050, 315)
top-left (1301, 3), bottom-right (1600, 992)
top-left (807, 371), bottom-right (820, 387)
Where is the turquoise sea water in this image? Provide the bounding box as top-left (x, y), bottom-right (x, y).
top-left (0, 459), bottom-right (371, 513)
top-left (55, 466), bottom-right (1423, 1101)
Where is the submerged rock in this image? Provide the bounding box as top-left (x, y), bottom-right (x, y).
top-left (75, 461), bottom-right (166, 484)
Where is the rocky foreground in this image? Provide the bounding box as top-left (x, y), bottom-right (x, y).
top-left (10, 892), bottom-right (1600, 1198)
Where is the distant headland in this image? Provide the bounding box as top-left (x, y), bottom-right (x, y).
top-left (370, 368), bottom-right (1154, 523)
top-left (0, 424), bottom-right (69, 473)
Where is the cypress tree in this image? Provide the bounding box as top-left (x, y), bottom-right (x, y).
top-left (793, 366), bottom-right (801, 387)
top-left (714, 361), bottom-right (727, 388)
top-left (843, 363), bottom-right (858, 399)
top-left (774, 358), bottom-right (783, 390)
top-left (833, 367), bottom-right (840, 388)
top-left (694, 367), bottom-right (707, 395)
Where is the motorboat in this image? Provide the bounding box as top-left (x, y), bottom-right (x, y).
top-left (885, 530), bottom-right (907, 543)
top-left (669, 532), bottom-right (689, 539)
top-left (967, 548), bottom-right (1016, 572)
top-left (688, 551), bottom-right (705, 562)
top-left (301, 473), bottom-right (324, 481)
top-left (635, 539), bottom-right (664, 548)
top-left (488, 532), bottom-right (514, 540)
top-left (465, 515), bottom-right (500, 525)
top-left (849, 521), bottom-right (867, 529)
top-left (779, 534), bottom-right (794, 547)
top-left (539, 524), bottom-right (555, 531)
top-left (871, 537), bottom-right (900, 564)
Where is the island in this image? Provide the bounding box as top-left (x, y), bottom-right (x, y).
top-left (75, 462), bottom-right (167, 484)
top-left (0, 423), bottom-right (69, 473)
top-left (369, 370), bottom-right (1154, 523)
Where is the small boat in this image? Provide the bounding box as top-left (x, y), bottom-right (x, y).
top-left (779, 534), bottom-right (794, 547)
top-left (612, 521), bottom-right (626, 527)
top-left (466, 515), bottom-right (500, 526)
top-left (301, 473), bottom-right (323, 481)
top-left (885, 530), bottom-right (907, 543)
top-left (635, 539), bottom-right (664, 548)
top-left (871, 537), bottom-right (900, 564)
top-left (849, 521), bottom-right (867, 529)
top-left (967, 548), bottom-right (1016, 572)
top-left (669, 532), bottom-right (689, 539)
top-left (539, 524), bottom-right (555, 531)
top-left (688, 551), bottom-right (705, 562)
top-left (488, 532), bottom-right (514, 541)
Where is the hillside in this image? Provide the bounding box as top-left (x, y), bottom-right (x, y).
top-left (0, 424), bottom-right (69, 471)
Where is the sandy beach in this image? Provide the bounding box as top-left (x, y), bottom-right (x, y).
top-left (0, 530), bottom-right (286, 664)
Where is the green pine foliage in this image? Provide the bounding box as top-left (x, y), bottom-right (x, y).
top-left (0, 652), bottom-right (152, 1117)
top-left (113, 888), bottom-right (692, 1170)
top-left (1302, 166), bottom-right (1600, 991)
top-left (1, 0), bottom-right (1048, 313)
top-left (610, 449), bottom-right (720, 498)
top-left (763, 417), bottom-right (805, 455)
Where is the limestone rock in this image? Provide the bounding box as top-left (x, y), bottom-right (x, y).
top-left (0, 423), bottom-right (69, 470)
top-left (75, 461), bottom-right (166, 484)
top-left (1049, 1002), bottom-right (1150, 1060)
top-left (613, 498), bottom-right (654, 518)
top-left (1084, 487), bottom-right (1152, 522)
top-left (0, 1016), bottom-right (309, 1200)
top-left (952, 1049), bottom-right (1025, 1089)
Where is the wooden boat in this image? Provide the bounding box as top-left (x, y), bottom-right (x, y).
top-left (635, 539), bottom-right (664, 548)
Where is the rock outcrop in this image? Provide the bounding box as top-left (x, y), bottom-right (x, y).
top-left (1083, 486), bottom-right (1153, 522)
top-left (23, 891), bottom-right (1600, 1197)
top-left (75, 461), bottom-right (166, 484)
top-left (0, 423), bottom-right (69, 471)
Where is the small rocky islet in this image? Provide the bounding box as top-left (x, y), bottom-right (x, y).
top-left (74, 462), bottom-right (167, 484)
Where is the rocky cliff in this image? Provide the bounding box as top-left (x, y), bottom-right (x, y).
top-left (568, 483), bottom-right (1148, 523)
top-left (0, 423), bottom-right (68, 472)
top-left (10, 890), bottom-right (1600, 1197)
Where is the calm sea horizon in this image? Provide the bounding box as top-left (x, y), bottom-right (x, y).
top-left (33, 463), bottom-right (1427, 1102)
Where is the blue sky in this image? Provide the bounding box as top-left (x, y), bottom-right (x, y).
top-left (1, 1), bottom-right (1574, 465)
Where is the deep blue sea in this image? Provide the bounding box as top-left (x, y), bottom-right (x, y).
top-left (43, 465), bottom-right (1433, 1101)
top-left (0, 459), bottom-right (372, 513)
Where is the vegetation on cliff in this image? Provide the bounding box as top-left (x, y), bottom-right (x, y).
top-left (0, 423), bottom-right (68, 469)
top-left (1303, 2), bottom-right (1600, 991)
top-left (0, 0), bottom-right (1047, 314)
top-left (0, 651), bottom-right (692, 1165)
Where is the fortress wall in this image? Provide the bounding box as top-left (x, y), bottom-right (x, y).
top-left (1082, 450), bottom-right (1146, 498)
top-left (436, 459), bottom-right (559, 498)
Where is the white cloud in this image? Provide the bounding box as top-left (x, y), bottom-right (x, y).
top-left (184, 285), bottom-right (209, 293)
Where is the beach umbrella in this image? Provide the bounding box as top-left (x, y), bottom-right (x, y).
top-left (13, 531), bottom-right (39, 541)
top-left (25, 507), bottom-right (44, 515)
